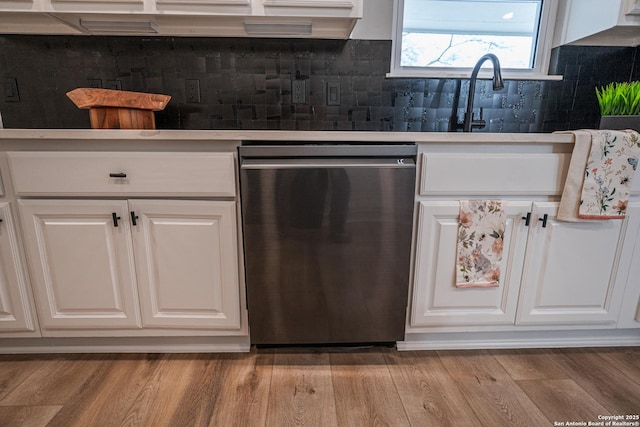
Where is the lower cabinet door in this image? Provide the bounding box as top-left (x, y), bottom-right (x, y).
top-left (615, 203), bottom-right (640, 329)
top-left (617, 270), bottom-right (640, 329)
top-left (129, 200), bottom-right (241, 330)
top-left (18, 200), bottom-right (141, 332)
top-left (516, 202), bottom-right (629, 326)
top-left (0, 202), bottom-right (38, 334)
top-left (410, 200), bottom-right (530, 328)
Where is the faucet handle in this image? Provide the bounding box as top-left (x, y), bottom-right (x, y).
top-left (472, 107), bottom-right (487, 129)
top-left (471, 107), bottom-right (483, 121)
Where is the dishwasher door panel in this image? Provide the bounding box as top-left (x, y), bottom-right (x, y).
top-left (240, 161), bottom-right (415, 345)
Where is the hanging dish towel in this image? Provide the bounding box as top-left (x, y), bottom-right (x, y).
top-left (558, 130), bottom-right (640, 221)
top-left (456, 200), bottom-right (506, 288)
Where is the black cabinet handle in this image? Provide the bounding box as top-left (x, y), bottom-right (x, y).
top-left (130, 211), bottom-right (139, 226)
top-left (109, 172), bottom-right (127, 178)
top-left (522, 212), bottom-right (531, 226)
top-left (112, 212), bottom-right (121, 227)
top-left (539, 214), bottom-right (548, 228)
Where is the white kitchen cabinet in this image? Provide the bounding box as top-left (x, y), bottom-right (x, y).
top-left (0, 0), bottom-right (251, 12)
top-left (410, 147), bottom-right (637, 333)
top-left (410, 200), bottom-right (633, 330)
top-left (9, 150), bottom-right (243, 336)
top-left (18, 199), bottom-right (142, 332)
top-left (43, 0), bottom-right (252, 14)
top-left (0, 0), bottom-right (34, 11)
top-left (0, 0), bottom-right (361, 37)
top-left (9, 151), bottom-right (236, 198)
top-left (47, 0), bottom-right (145, 13)
top-left (154, 0), bottom-right (251, 14)
top-left (18, 199), bottom-right (242, 335)
top-left (42, 0), bottom-right (360, 16)
top-left (554, 0), bottom-right (640, 47)
top-left (130, 199), bottom-right (241, 330)
top-left (410, 200), bottom-right (529, 328)
top-left (516, 202), bottom-right (631, 327)
top-left (0, 11), bottom-right (83, 34)
top-left (261, 0), bottom-right (361, 18)
top-left (0, 202), bottom-right (39, 335)
top-left (615, 203), bottom-right (640, 329)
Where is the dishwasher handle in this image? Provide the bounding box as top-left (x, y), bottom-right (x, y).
top-left (241, 157), bottom-right (415, 169)
top-left (239, 144), bottom-right (417, 158)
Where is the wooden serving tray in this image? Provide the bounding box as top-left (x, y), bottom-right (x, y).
top-left (67, 88), bottom-right (171, 130)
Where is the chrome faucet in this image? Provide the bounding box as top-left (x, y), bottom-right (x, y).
top-left (457, 53), bottom-right (504, 132)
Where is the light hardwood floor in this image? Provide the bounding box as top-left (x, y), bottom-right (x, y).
top-left (0, 346), bottom-right (638, 426)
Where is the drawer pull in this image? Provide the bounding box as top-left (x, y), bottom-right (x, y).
top-left (109, 172), bottom-right (127, 178)
top-left (539, 214), bottom-right (549, 228)
top-left (112, 212), bottom-right (121, 227)
top-left (522, 212), bottom-right (531, 226)
top-left (130, 211), bottom-right (139, 226)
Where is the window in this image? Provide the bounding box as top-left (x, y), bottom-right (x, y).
top-left (390, 0), bottom-right (562, 79)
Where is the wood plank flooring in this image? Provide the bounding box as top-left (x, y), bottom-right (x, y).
top-left (0, 346), bottom-right (638, 427)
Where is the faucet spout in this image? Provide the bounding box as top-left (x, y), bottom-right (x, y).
top-left (461, 53), bottom-right (504, 132)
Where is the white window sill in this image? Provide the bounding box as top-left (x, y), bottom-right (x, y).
top-left (386, 70), bottom-right (564, 81)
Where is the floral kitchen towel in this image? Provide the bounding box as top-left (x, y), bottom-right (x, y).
top-left (557, 130), bottom-right (595, 222)
top-left (579, 130), bottom-right (640, 219)
top-left (558, 130), bottom-right (640, 221)
top-left (456, 200), bottom-right (506, 288)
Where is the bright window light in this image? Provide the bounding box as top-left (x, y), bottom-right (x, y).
top-left (390, 0), bottom-right (561, 79)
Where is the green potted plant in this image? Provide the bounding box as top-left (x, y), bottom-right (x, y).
top-left (595, 81), bottom-right (640, 131)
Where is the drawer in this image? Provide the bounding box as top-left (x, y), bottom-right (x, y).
top-left (8, 152), bottom-right (236, 197)
top-left (419, 153), bottom-right (570, 196)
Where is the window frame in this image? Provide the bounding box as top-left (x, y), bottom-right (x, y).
top-left (388, 0), bottom-right (563, 80)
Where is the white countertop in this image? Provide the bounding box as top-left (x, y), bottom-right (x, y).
top-left (0, 129), bottom-right (575, 144)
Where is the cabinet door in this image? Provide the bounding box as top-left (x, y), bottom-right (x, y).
top-left (628, 0), bottom-right (640, 14)
top-left (129, 200), bottom-right (241, 330)
top-left (616, 203), bottom-right (640, 328)
top-left (517, 202), bottom-right (628, 326)
top-left (156, 0), bottom-right (251, 11)
top-left (261, 0), bottom-right (362, 17)
top-left (0, 0), bottom-right (33, 11)
top-left (0, 202), bottom-right (38, 334)
top-left (410, 200), bottom-right (530, 328)
top-left (18, 200), bottom-right (141, 333)
top-left (47, 0), bottom-right (144, 13)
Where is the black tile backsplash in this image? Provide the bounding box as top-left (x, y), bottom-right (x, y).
top-left (0, 35), bottom-right (637, 132)
top-left (546, 45), bottom-right (639, 131)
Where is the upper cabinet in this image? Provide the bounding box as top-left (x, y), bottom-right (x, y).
top-left (45, 0), bottom-right (251, 13)
top-left (261, 0), bottom-right (361, 17)
top-left (0, 0), bottom-right (85, 34)
top-left (554, 0), bottom-right (640, 46)
top-left (0, 0), bottom-right (362, 38)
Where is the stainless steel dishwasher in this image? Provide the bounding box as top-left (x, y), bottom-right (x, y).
top-left (239, 143), bottom-right (417, 345)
